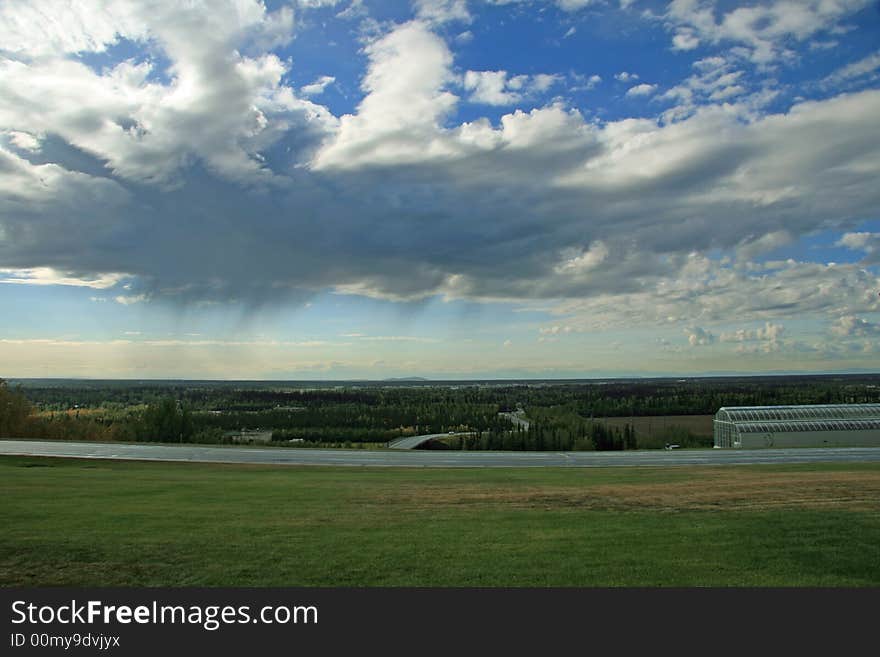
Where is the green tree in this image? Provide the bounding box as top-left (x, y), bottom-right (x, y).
top-left (0, 379), bottom-right (32, 436)
top-left (139, 398), bottom-right (194, 443)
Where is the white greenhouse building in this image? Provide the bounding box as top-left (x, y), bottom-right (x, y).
top-left (713, 404), bottom-right (880, 449)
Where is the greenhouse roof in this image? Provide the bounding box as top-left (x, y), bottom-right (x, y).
top-left (735, 418), bottom-right (880, 434)
top-left (716, 404), bottom-right (880, 424)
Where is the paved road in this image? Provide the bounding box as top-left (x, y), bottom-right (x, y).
top-left (387, 433), bottom-right (461, 449)
top-left (2, 440), bottom-right (880, 468)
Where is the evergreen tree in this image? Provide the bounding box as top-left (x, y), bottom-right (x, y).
top-left (0, 380), bottom-right (32, 436)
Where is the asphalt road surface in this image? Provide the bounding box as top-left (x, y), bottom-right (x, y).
top-left (2, 440), bottom-right (880, 468)
top-left (387, 433), bottom-right (460, 449)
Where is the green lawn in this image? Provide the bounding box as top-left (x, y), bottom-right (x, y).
top-left (2, 455), bottom-right (879, 586)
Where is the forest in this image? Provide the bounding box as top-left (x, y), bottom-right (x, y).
top-left (1, 374), bottom-right (879, 451)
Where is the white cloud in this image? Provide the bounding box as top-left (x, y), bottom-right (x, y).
top-left (358, 335), bottom-right (440, 343)
top-left (664, 0), bottom-right (873, 65)
top-left (0, 1), bottom-right (148, 57)
top-left (0, 0), bottom-right (326, 185)
top-left (550, 256), bottom-right (880, 331)
top-left (554, 241), bottom-right (609, 275)
top-left (464, 70), bottom-right (520, 105)
top-left (531, 73), bottom-right (563, 93)
top-left (556, 0), bottom-right (599, 11)
top-left (312, 21), bottom-right (458, 169)
top-left (626, 83), bottom-right (658, 97)
top-left (336, 1), bottom-right (368, 20)
top-left (539, 325), bottom-right (574, 335)
top-left (413, 0), bottom-right (471, 25)
top-left (463, 70), bottom-right (562, 106)
top-left (615, 71), bottom-right (639, 82)
top-left (0, 267), bottom-right (126, 289)
top-left (685, 326), bottom-right (715, 346)
top-left (296, 1), bottom-right (347, 8)
top-left (8, 76), bottom-right (880, 307)
top-left (2, 1), bottom-right (879, 324)
top-left (672, 29), bottom-right (700, 51)
top-left (836, 232), bottom-right (880, 264)
top-left (660, 57), bottom-right (756, 121)
top-left (837, 232), bottom-right (879, 252)
top-left (114, 294), bottom-right (147, 305)
top-left (4, 130), bottom-right (41, 151)
top-left (709, 84), bottom-right (746, 101)
top-left (820, 50), bottom-right (880, 89)
top-left (830, 315), bottom-right (880, 337)
top-left (571, 74), bottom-right (602, 92)
top-left (301, 75), bottom-right (336, 96)
top-left (720, 322), bottom-right (785, 343)
top-left (736, 230), bottom-right (792, 260)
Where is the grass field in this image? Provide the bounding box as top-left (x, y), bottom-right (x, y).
top-left (2, 455), bottom-right (880, 586)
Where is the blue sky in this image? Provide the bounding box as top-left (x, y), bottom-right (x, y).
top-left (1, 0), bottom-right (879, 378)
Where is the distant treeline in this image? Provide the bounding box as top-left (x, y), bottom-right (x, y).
top-left (2, 375), bottom-right (879, 450)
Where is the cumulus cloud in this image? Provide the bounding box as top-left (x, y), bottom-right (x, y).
top-left (1, 0), bottom-right (879, 330)
top-left (663, 0), bottom-right (872, 65)
top-left (413, 0), bottom-right (471, 25)
top-left (830, 316), bottom-right (880, 337)
top-left (0, 267), bottom-right (126, 289)
top-left (297, 1), bottom-right (347, 8)
top-left (301, 75), bottom-right (336, 96)
top-left (570, 73), bottom-right (602, 91)
top-left (837, 232), bottom-right (879, 251)
top-left (720, 322), bottom-right (785, 343)
top-left (554, 241), bottom-right (609, 275)
top-left (539, 325), bottom-right (574, 335)
top-left (312, 21), bottom-right (458, 168)
top-left (463, 70), bottom-right (521, 105)
top-left (0, 0), bottom-right (322, 185)
top-left (114, 293), bottom-right (147, 305)
top-left (4, 130), bottom-right (41, 151)
top-left (615, 71), bottom-right (639, 82)
top-left (736, 230), bottom-right (792, 260)
top-left (836, 232), bottom-right (880, 266)
top-left (625, 83), bottom-right (657, 97)
top-left (550, 256), bottom-right (880, 331)
top-left (462, 70), bottom-right (562, 105)
top-left (531, 73), bottom-right (563, 93)
top-left (357, 335), bottom-right (440, 343)
top-left (556, 0), bottom-right (599, 11)
top-left (0, 1), bottom-right (149, 57)
top-left (672, 29), bottom-right (700, 51)
top-left (685, 326), bottom-right (715, 346)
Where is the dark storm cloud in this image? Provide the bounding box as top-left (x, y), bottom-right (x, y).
top-left (0, 3), bottom-right (879, 323)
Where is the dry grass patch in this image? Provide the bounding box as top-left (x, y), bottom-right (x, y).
top-left (369, 469), bottom-right (880, 513)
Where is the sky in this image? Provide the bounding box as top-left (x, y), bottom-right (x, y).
top-left (1, 0), bottom-right (879, 379)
